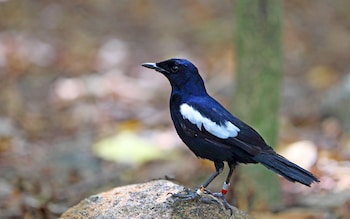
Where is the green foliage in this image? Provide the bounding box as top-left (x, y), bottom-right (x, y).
top-left (93, 131), bottom-right (166, 165)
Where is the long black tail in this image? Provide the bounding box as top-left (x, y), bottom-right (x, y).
top-left (254, 152), bottom-right (320, 186)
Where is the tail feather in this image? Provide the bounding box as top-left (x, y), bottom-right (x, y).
top-left (254, 152), bottom-right (319, 186)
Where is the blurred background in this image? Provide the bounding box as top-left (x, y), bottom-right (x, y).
top-left (0, 1), bottom-right (349, 218)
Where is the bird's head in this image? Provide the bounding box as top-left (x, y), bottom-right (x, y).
top-left (142, 58), bottom-right (206, 94)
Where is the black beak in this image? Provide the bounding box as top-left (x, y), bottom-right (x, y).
top-left (142, 62), bottom-right (169, 74)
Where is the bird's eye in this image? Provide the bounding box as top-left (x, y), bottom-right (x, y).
top-left (171, 65), bottom-right (179, 73)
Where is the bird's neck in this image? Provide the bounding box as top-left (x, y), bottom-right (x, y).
top-left (170, 79), bottom-right (207, 97)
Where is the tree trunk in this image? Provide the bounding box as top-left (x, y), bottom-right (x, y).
top-left (232, 0), bottom-right (283, 211)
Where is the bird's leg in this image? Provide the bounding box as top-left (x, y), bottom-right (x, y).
top-left (221, 163), bottom-right (235, 195)
top-left (209, 163), bottom-right (236, 214)
top-left (171, 162), bottom-right (224, 200)
top-left (196, 162), bottom-right (224, 195)
top-left (171, 162), bottom-right (235, 215)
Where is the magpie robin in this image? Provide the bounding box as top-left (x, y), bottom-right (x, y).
top-left (142, 58), bottom-right (319, 199)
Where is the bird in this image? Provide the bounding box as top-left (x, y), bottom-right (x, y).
top-left (142, 58), bottom-right (319, 200)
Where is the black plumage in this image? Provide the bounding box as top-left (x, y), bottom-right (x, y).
top-left (142, 58), bottom-right (319, 196)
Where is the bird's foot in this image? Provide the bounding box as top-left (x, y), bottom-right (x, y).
top-left (170, 186), bottom-right (222, 207)
top-left (205, 191), bottom-right (234, 216)
top-left (170, 187), bottom-right (200, 201)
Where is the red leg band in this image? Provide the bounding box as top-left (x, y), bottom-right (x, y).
top-left (221, 182), bottom-right (230, 195)
top-left (221, 188), bottom-right (228, 195)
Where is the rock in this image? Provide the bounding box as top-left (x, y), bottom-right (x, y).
top-left (59, 180), bottom-right (249, 219)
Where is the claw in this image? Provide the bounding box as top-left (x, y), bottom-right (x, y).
top-left (171, 187), bottom-right (200, 201)
top-left (171, 186), bottom-right (204, 198)
top-left (171, 188), bottom-right (220, 208)
top-left (209, 192), bottom-right (234, 216)
top-left (170, 188), bottom-right (233, 216)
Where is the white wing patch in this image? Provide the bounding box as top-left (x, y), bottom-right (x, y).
top-left (179, 103), bottom-right (240, 139)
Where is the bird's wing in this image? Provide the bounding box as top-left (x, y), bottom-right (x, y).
top-left (179, 97), bottom-right (271, 156)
